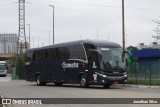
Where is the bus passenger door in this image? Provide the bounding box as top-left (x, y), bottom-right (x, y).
top-left (88, 50), bottom-right (99, 70)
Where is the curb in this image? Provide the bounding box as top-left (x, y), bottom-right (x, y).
top-left (7, 79), bottom-right (160, 89)
top-left (0, 92), bottom-right (5, 107)
top-left (10, 80), bottom-right (26, 82)
top-left (114, 84), bottom-right (160, 89)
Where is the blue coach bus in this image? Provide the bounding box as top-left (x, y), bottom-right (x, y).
top-left (25, 40), bottom-right (129, 88)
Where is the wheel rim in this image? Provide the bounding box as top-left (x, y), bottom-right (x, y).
top-left (81, 78), bottom-right (86, 87)
top-left (37, 76), bottom-right (40, 85)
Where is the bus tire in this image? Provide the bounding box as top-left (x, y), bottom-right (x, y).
top-left (103, 84), bottom-right (111, 88)
top-left (36, 75), bottom-right (46, 86)
top-left (80, 75), bottom-right (89, 88)
top-left (55, 83), bottom-right (63, 86)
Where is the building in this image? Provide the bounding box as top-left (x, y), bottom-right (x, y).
top-left (132, 49), bottom-right (160, 76)
top-left (138, 42), bottom-right (160, 50)
top-left (0, 33), bottom-right (18, 54)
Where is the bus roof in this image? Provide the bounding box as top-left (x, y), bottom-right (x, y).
top-left (27, 40), bottom-right (121, 51)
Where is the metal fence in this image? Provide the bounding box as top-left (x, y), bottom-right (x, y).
top-left (127, 60), bottom-right (160, 86)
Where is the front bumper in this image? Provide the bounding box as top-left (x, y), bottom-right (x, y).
top-left (89, 75), bottom-right (127, 85)
top-left (0, 72), bottom-right (7, 76)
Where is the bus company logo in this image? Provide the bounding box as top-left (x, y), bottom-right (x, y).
top-left (62, 62), bottom-right (79, 68)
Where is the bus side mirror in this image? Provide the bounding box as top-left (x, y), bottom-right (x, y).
top-left (122, 51), bottom-right (132, 62)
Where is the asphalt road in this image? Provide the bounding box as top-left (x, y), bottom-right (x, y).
top-left (0, 75), bottom-right (160, 107)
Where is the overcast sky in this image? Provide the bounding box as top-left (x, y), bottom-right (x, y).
top-left (0, 0), bottom-right (160, 48)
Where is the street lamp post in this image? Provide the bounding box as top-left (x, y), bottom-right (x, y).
top-left (49, 5), bottom-right (54, 45)
top-left (37, 36), bottom-right (39, 47)
top-left (32, 37), bottom-right (34, 48)
top-left (49, 30), bottom-right (51, 45)
top-left (122, 0), bottom-right (125, 50)
top-left (27, 24), bottom-right (30, 48)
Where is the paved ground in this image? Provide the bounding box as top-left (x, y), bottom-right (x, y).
top-left (0, 74), bottom-right (11, 82)
top-left (0, 75), bottom-right (160, 107)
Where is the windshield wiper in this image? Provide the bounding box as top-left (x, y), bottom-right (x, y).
top-left (103, 62), bottom-right (112, 69)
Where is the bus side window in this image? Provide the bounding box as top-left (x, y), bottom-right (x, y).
top-left (33, 51), bottom-right (35, 61)
top-left (51, 48), bottom-right (56, 60)
top-left (65, 47), bottom-right (70, 59)
top-left (25, 51), bottom-right (31, 62)
top-left (60, 47), bottom-right (70, 60)
top-left (45, 49), bottom-right (48, 60)
top-left (48, 49), bottom-right (52, 60)
top-left (69, 45), bottom-right (86, 60)
top-left (59, 47), bottom-right (64, 59)
top-left (56, 48), bottom-right (60, 59)
top-left (33, 50), bottom-right (38, 61)
top-left (40, 49), bottom-right (45, 60)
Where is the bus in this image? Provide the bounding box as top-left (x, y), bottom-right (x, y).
top-left (0, 61), bottom-right (7, 77)
top-left (25, 40), bottom-right (129, 88)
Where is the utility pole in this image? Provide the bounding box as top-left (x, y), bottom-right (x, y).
top-left (122, 0), bottom-right (125, 50)
top-left (27, 24), bottom-right (30, 48)
top-left (126, 34), bottom-right (127, 48)
top-left (49, 5), bottom-right (54, 44)
top-left (18, 0), bottom-right (27, 54)
top-left (49, 31), bottom-right (51, 45)
top-left (32, 37), bottom-right (34, 48)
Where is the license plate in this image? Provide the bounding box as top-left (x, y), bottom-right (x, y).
top-left (113, 81), bottom-right (118, 84)
top-left (113, 71), bottom-right (118, 73)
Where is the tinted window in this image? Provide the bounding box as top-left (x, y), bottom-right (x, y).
top-left (83, 43), bottom-right (96, 51)
top-left (39, 49), bottom-right (45, 60)
top-left (25, 50), bottom-right (33, 61)
top-left (46, 48), bottom-right (61, 60)
top-left (69, 44), bottom-right (86, 60)
top-left (83, 43), bottom-right (96, 60)
top-left (51, 48), bottom-right (56, 59)
top-left (32, 44), bottom-right (86, 61)
top-left (45, 48), bottom-right (51, 60)
top-left (55, 48), bottom-right (60, 59)
top-left (32, 49), bottom-right (45, 61)
top-left (60, 47), bottom-right (70, 59)
top-left (33, 50), bottom-right (38, 61)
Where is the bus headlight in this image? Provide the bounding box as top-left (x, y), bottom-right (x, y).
top-left (123, 72), bottom-right (127, 77)
top-left (102, 75), bottom-right (107, 78)
top-left (124, 74), bottom-right (127, 77)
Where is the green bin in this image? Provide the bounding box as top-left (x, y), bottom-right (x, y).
top-left (11, 67), bottom-right (16, 80)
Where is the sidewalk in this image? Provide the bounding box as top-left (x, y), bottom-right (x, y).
top-left (114, 84), bottom-right (160, 89)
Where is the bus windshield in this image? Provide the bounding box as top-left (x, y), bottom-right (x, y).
top-left (0, 64), bottom-right (6, 70)
top-left (99, 47), bottom-right (126, 70)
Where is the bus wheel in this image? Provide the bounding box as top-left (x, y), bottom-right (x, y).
top-left (103, 84), bottom-right (111, 88)
top-left (55, 83), bottom-right (63, 86)
top-left (36, 75), bottom-right (46, 86)
top-left (80, 75), bottom-right (89, 88)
